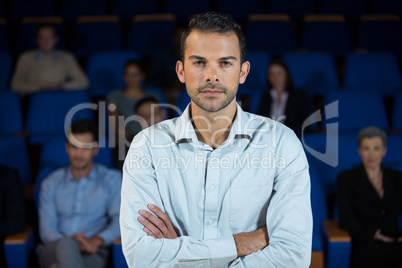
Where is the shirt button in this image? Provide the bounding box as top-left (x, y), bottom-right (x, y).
top-left (380, 209), bottom-right (386, 215)
top-left (209, 185), bottom-right (215, 191)
top-left (208, 220), bottom-right (214, 225)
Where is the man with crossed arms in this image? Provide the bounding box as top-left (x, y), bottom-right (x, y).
top-left (120, 12), bottom-right (312, 267)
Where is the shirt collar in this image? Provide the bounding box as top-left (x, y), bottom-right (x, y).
top-left (174, 102), bottom-right (253, 145)
top-left (66, 164), bottom-right (97, 182)
top-left (37, 50), bottom-right (58, 59)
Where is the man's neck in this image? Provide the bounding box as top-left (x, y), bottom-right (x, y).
top-left (70, 163), bottom-right (93, 181)
top-left (190, 101), bottom-right (237, 149)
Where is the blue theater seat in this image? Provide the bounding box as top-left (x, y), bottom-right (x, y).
top-left (0, 91), bottom-right (23, 135)
top-left (343, 52), bottom-right (401, 97)
top-left (72, 16), bottom-right (123, 59)
top-left (283, 52), bottom-right (339, 95)
top-left (86, 51), bottom-right (140, 97)
top-left (113, 0), bottom-right (158, 22)
top-left (246, 14), bottom-right (296, 55)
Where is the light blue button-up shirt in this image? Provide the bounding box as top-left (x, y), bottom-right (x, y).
top-left (39, 164), bottom-right (122, 245)
top-left (121, 104), bottom-right (312, 267)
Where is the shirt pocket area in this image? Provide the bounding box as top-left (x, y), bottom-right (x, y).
top-left (229, 176), bottom-right (274, 234)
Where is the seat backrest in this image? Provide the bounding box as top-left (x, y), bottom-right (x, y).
top-left (113, 0), bottom-right (158, 22)
top-left (26, 90), bottom-right (93, 145)
top-left (325, 90), bottom-right (389, 132)
top-left (344, 52), bottom-right (401, 97)
top-left (61, 0), bottom-right (106, 23)
top-left (0, 91), bottom-right (23, 135)
top-left (392, 91), bottom-right (402, 131)
top-left (165, 0), bottom-right (210, 23)
top-left (246, 14), bottom-right (296, 54)
top-left (0, 137), bottom-right (31, 184)
top-left (217, 0), bottom-right (263, 23)
top-left (320, 0), bottom-right (366, 22)
top-left (0, 53), bottom-right (11, 91)
top-left (128, 14), bottom-right (176, 57)
top-left (0, 19), bottom-right (9, 53)
top-left (302, 15), bottom-right (352, 56)
top-left (269, 0), bottom-right (315, 20)
top-left (310, 164), bottom-right (328, 251)
top-left (8, 0), bottom-right (55, 23)
top-left (372, 0), bottom-right (402, 16)
top-left (240, 51), bottom-right (270, 92)
top-left (86, 51), bottom-right (140, 97)
top-left (357, 15), bottom-right (402, 56)
top-left (283, 52), bottom-right (339, 95)
top-left (73, 16), bottom-right (123, 58)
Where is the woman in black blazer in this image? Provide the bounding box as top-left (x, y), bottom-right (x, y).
top-left (337, 126), bottom-right (402, 268)
top-left (256, 59), bottom-right (310, 138)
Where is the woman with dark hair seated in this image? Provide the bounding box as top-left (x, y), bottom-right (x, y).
top-left (337, 126), bottom-right (402, 268)
top-left (256, 59), bottom-right (310, 138)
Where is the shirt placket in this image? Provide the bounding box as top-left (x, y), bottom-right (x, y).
top-left (71, 178), bottom-right (86, 233)
top-left (203, 149), bottom-right (221, 240)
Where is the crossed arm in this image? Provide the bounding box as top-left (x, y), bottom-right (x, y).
top-left (138, 204), bottom-right (269, 258)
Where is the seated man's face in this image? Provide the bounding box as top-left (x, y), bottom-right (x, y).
top-left (37, 27), bottom-right (58, 53)
top-left (137, 102), bottom-right (165, 129)
top-left (66, 132), bottom-right (99, 171)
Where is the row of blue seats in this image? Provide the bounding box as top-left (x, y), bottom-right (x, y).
top-left (1, 0), bottom-right (402, 23)
top-left (2, 50), bottom-right (400, 98)
top-left (1, 13), bottom-right (401, 57)
top-left (3, 140), bottom-right (387, 268)
top-left (1, 87), bottom-right (402, 184)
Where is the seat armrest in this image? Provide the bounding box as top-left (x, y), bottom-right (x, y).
top-left (323, 219), bottom-right (351, 242)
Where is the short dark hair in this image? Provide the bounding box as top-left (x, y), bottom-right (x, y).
top-left (268, 58), bottom-right (295, 92)
top-left (180, 11), bottom-right (246, 64)
top-left (123, 59), bottom-right (144, 74)
top-left (36, 23), bottom-right (57, 37)
top-left (67, 120), bottom-right (98, 143)
top-left (134, 96), bottom-right (160, 114)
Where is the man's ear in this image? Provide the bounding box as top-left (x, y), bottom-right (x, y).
top-left (239, 61), bottom-right (250, 85)
top-left (176, 61), bottom-right (186, 83)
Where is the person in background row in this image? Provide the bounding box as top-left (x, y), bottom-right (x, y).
top-left (337, 126), bottom-right (402, 268)
top-left (11, 24), bottom-right (89, 95)
top-left (256, 59), bottom-right (310, 138)
top-left (107, 59), bottom-right (160, 143)
top-left (38, 120), bottom-right (122, 268)
top-left (134, 96), bottom-right (166, 130)
top-left (0, 164), bottom-right (26, 268)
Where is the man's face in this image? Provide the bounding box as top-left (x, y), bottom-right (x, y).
top-left (176, 30), bottom-right (249, 113)
top-left (66, 132), bottom-right (99, 171)
top-left (36, 27), bottom-right (58, 53)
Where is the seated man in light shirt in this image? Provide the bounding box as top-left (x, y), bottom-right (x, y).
top-left (38, 120), bottom-right (122, 268)
top-left (120, 12), bottom-right (312, 268)
top-left (11, 23), bottom-right (89, 95)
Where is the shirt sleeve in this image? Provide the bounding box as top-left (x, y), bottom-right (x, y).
top-left (98, 170), bottom-right (122, 245)
top-left (120, 132), bottom-right (238, 268)
top-left (39, 173), bottom-right (64, 244)
top-left (228, 130), bottom-right (313, 268)
top-left (11, 53), bottom-right (37, 94)
top-left (62, 53), bottom-right (89, 90)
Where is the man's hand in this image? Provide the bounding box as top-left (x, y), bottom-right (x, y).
top-left (71, 233), bottom-right (104, 254)
top-left (138, 204), bottom-right (179, 239)
top-left (233, 227), bottom-right (269, 257)
top-left (374, 229), bottom-right (395, 243)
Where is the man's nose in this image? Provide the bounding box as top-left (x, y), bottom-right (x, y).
top-left (205, 65), bottom-right (219, 84)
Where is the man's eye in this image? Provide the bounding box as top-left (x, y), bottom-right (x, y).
top-left (221, 61), bottom-right (232, 67)
top-left (194, 61), bottom-right (204, 66)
